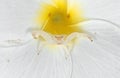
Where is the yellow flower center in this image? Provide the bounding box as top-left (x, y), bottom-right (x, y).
top-left (35, 0), bottom-right (85, 35)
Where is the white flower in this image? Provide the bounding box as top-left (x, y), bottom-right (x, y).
top-left (0, 0), bottom-right (120, 78)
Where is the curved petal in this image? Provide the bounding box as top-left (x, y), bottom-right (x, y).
top-left (81, 18), bottom-right (120, 46)
top-left (79, 0), bottom-right (120, 24)
top-left (72, 37), bottom-right (120, 78)
top-left (70, 18), bottom-right (120, 78)
top-left (0, 0), bottom-right (40, 39)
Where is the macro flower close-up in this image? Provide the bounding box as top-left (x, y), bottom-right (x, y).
top-left (0, 0), bottom-right (120, 78)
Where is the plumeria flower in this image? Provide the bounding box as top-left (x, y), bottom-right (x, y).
top-left (0, 0), bottom-right (120, 78)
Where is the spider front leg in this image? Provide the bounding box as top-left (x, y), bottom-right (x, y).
top-left (32, 31), bottom-right (40, 39)
top-left (36, 41), bottom-right (41, 55)
top-left (81, 33), bottom-right (94, 42)
top-left (87, 36), bottom-right (93, 42)
top-left (32, 31), bottom-right (44, 55)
